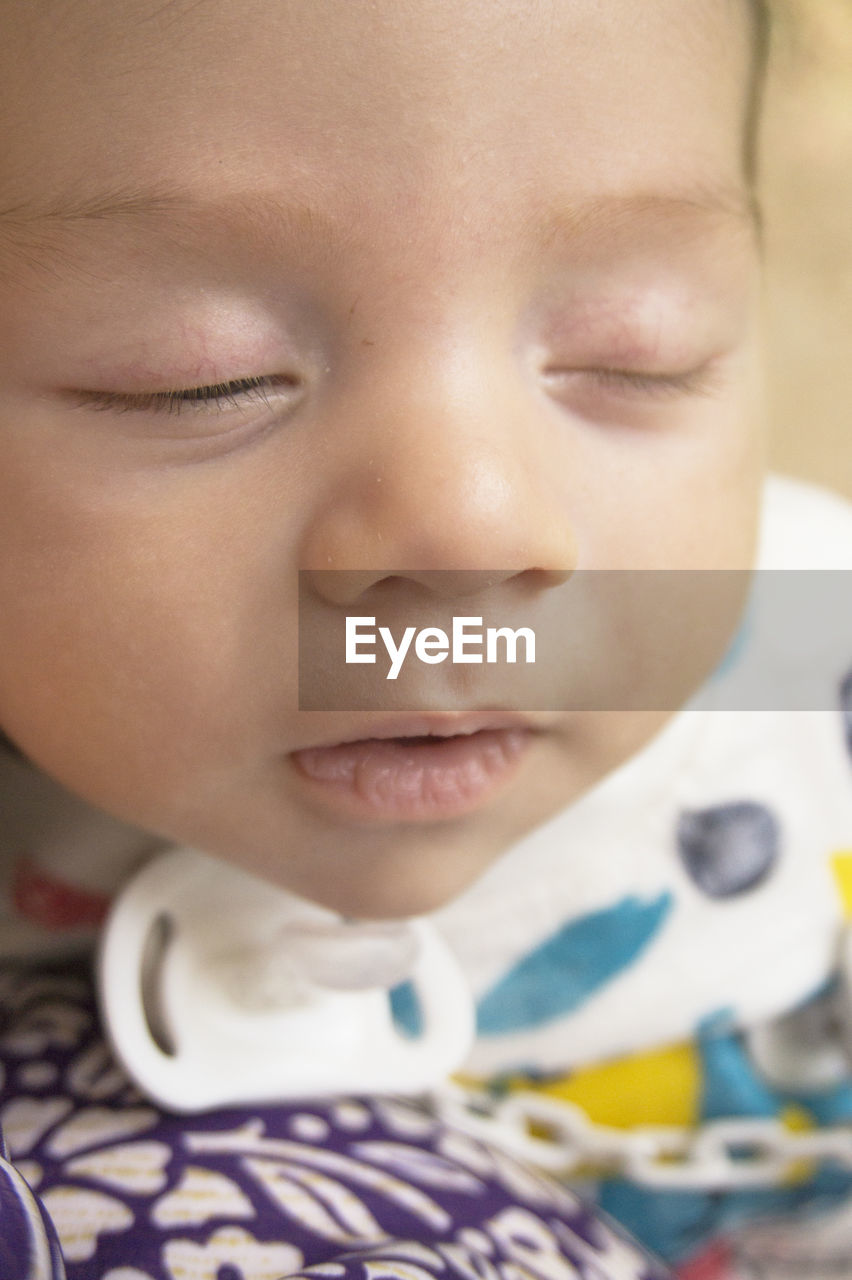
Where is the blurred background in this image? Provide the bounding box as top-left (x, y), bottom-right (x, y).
top-left (762, 0), bottom-right (852, 497)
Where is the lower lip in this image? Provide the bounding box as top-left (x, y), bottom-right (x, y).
top-left (290, 728), bottom-right (532, 822)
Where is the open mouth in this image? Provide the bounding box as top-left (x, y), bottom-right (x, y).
top-left (289, 725), bottom-right (533, 822)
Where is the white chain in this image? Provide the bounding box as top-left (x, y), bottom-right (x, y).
top-left (427, 1082), bottom-right (852, 1190)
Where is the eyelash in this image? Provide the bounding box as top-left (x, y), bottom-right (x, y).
top-left (575, 364), bottom-right (719, 399)
top-left (73, 374), bottom-right (292, 415)
top-left (71, 360), bottom-right (716, 419)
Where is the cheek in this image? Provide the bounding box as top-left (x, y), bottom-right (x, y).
top-left (670, 354), bottom-right (767, 568)
top-left (0, 448), bottom-right (299, 801)
top-left (578, 359), bottom-right (766, 571)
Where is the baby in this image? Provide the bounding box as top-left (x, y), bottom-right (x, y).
top-left (1, 0), bottom-right (851, 1276)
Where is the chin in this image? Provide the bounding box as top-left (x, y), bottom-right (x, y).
top-left (301, 858), bottom-right (488, 921)
top-left (307, 882), bottom-right (459, 922)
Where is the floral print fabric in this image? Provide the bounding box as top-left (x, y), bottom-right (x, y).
top-left (0, 960), bottom-right (669, 1280)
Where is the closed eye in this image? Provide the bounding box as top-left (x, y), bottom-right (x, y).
top-left (584, 365), bottom-right (721, 398)
top-left (545, 361), bottom-right (724, 401)
top-left (71, 373), bottom-right (298, 415)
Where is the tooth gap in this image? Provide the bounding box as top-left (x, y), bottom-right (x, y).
top-left (401, 734), bottom-right (462, 744)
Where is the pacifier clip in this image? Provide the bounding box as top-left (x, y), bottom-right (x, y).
top-left (98, 846), bottom-right (475, 1112)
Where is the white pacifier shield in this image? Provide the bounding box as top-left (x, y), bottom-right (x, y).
top-left (98, 847), bottom-right (475, 1113)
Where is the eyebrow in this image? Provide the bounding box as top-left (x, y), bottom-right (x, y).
top-left (0, 179), bottom-right (759, 272)
top-left (534, 185), bottom-right (760, 255)
top-left (0, 187), bottom-right (350, 251)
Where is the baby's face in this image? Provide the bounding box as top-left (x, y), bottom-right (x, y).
top-left (0, 0), bottom-right (765, 916)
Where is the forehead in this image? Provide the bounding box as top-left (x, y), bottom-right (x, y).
top-left (0, 0), bottom-right (754, 260)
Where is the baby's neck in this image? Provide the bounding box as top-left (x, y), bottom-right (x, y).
top-left (0, 750), bottom-right (166, 946)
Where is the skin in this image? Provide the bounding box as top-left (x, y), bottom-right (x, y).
top-left (0, 0), bottom-right (766, 918)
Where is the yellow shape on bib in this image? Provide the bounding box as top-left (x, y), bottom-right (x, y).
top-left (501, 1040), bottom-right (702, 1130)
top-left (831, 851), bottom-right (852, 920)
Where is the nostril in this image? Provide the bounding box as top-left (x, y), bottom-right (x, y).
top-left (528, 566), bottom-right (574, 589)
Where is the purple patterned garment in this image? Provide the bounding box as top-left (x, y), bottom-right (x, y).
top-left (0, 960), bottom-right (671, 1280)
top-left (0, 1126), bottom-right (66, 1279)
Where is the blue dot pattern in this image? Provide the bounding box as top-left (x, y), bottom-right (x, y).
top-left (677, 802), bottom-right (779, 899)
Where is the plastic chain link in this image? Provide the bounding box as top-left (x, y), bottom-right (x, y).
top-left (428, 1081), bottom-right (852, 1191)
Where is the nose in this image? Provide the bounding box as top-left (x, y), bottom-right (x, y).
top-left (301, 334), bottom-right (577, 606)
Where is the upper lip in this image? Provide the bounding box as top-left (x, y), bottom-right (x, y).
top-left (292, 710), bottom-right (543, 751)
